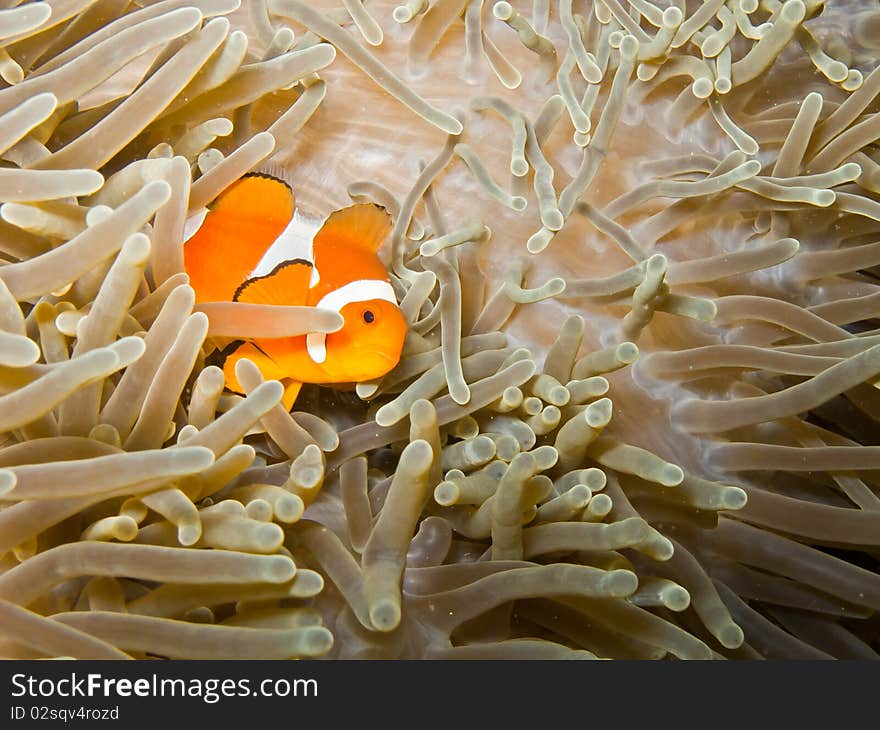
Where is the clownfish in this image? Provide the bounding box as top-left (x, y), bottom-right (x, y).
top-left (182, 172), bottom-right (407, 410)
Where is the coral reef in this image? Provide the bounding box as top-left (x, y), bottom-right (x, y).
top-left (1, 0), bottom-right (879, 659)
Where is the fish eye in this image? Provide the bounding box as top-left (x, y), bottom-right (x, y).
top-left (363, 310), bottom-right (375, 324)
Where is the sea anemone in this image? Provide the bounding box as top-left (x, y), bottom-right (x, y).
top-left (1, 0), bottom-right (879, 660)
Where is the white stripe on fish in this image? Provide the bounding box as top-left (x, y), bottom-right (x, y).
top-left (306, 279), bottom-right (398, 364)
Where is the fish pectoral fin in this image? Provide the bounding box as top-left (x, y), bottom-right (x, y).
top-left (281, 379), bottom-right (302, 411)
top-left (222, 342), bottom-right (287, 394)
top-left (233, 259), bottom-right (312, 306)
top-left (223, 345), bottom-right (301, 411)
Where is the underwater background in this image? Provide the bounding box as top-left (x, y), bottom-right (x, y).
top-left (0, 0), bottom-right (879, 658)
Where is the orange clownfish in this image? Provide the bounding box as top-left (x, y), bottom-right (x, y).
top-left (182, 172), bottom-right (408, 410)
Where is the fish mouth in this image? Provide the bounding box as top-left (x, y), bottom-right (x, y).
top-left (350, 347), bottom-right (399, 376)
top-left (372, 349), bottom-right (398, 364)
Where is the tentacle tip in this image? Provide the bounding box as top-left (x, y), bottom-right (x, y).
top-left (510, 159), bottom-right (529, 177)
top-left (526, 229), bottom-right (554, 254)
top-left (692, 78), bottom-right (714, 99)
top-left (267, 556), bottom-right (298, 583)
top-left (0, 470), bottom-right (16, 497)
top-left (718, 624), bottom-right (745, 649)
top-left (667, 587), bottom-right (691, 611)
top-left (722, 487), bottom-right (748, 510)
top-left (603, 569), bottom-right (638, 598)
top-left (542, 210), bottom-right (564, 231)
top-left (493, 1), bottom-right (514, 21)
top-left (392, 6), bottom-right (413, 22)
top-left (178, 524), bottom-right (202, 546)
top-left (715, 78), bottom-right (732, 95)
top-left (660, 464), bottom-right (684, 487)
top-left (369, 600), bottom-right (402, 632)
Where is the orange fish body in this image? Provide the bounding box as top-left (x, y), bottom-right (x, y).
top-left (183, 173), bottom-right (407, 409)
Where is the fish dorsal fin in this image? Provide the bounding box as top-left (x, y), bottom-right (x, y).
top-left (253, 162), bottom-right (293, 187)
top-left (314, 203), bottom-right (392, 253)
top-left (233, 259), bottom-right (312, 307)
top-left (212, 173), bottom-right (295, 223)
